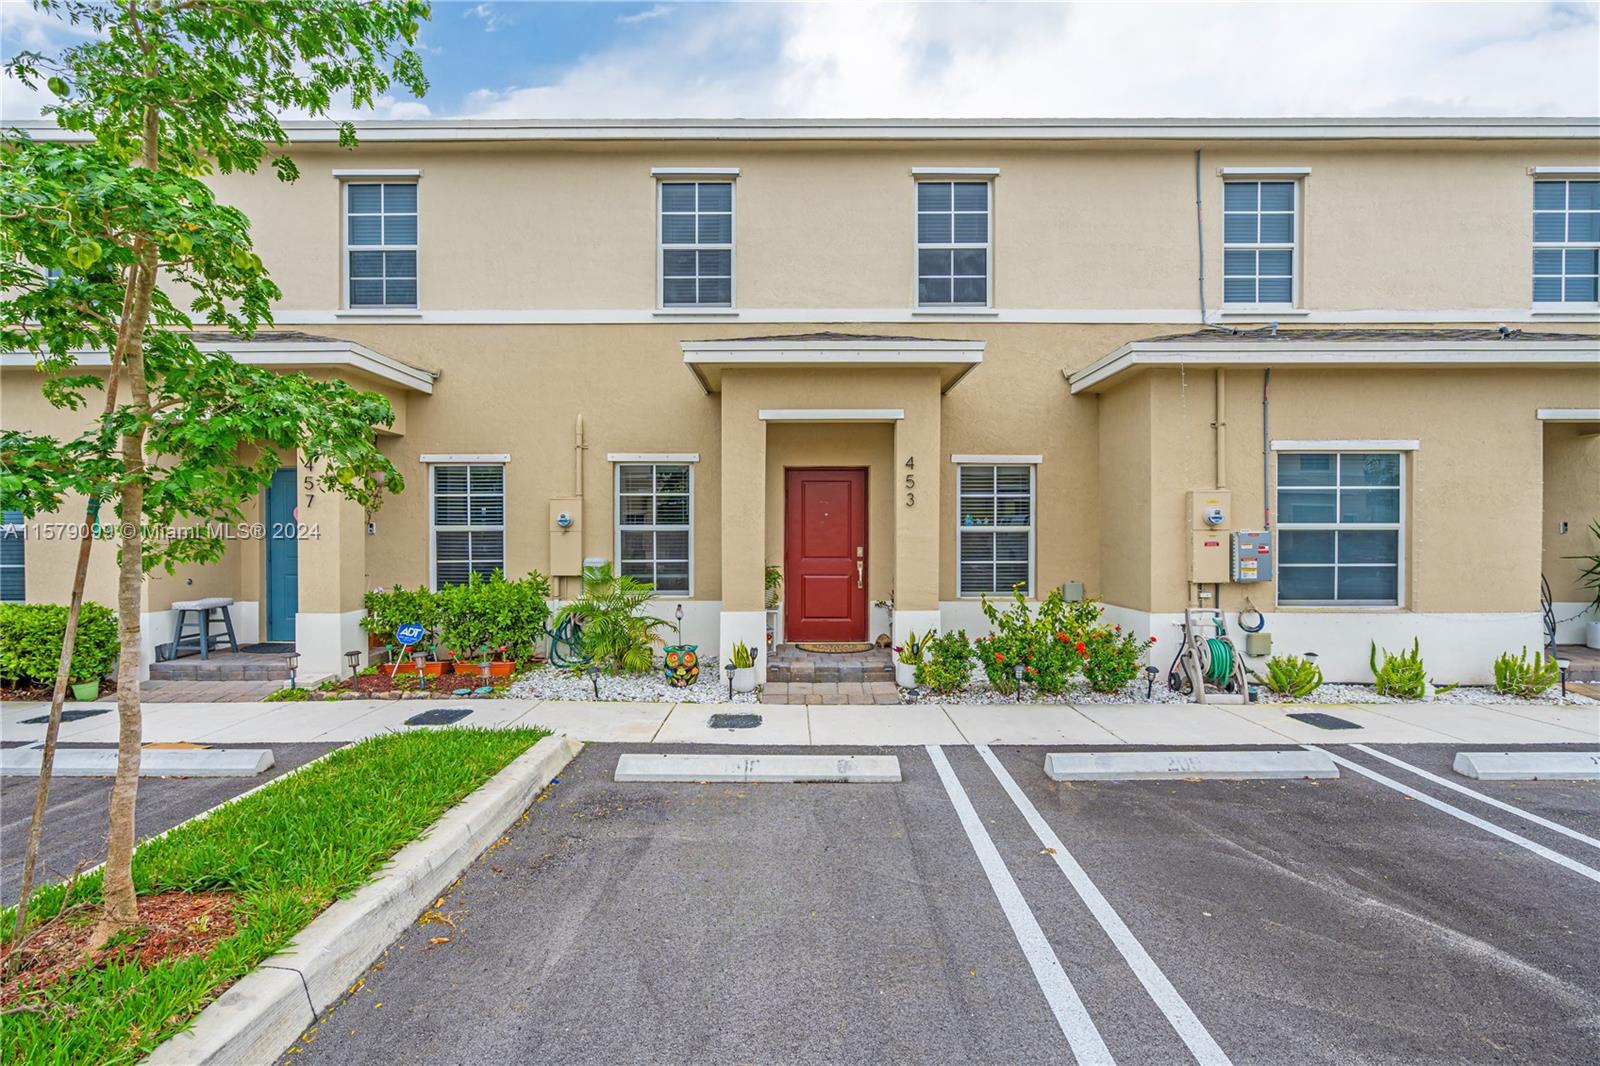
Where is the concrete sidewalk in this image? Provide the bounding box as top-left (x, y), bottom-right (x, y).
top-left (3, 696), bottom-right (1595, 748)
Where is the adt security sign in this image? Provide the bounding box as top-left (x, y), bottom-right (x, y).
top-left (395, 623), bottom-right (425, 647)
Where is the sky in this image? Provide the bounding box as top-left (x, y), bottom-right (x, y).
top-left (2, 0), bottom-right (1598, 121)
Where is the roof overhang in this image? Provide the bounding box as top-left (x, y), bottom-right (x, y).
top-left (1067, 338), bottom-right (1600, 394)
top-left (682, 337), bottom-right (984, 394)
top-left (2, 337), bottom-right (436, 394)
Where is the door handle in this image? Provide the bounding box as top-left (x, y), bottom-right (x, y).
top-left (856, 561), bottom-right (864, 588)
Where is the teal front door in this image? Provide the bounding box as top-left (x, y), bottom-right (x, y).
top-left (265, 469), bottom-right (299, 642)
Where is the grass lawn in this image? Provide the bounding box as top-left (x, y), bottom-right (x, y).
top-left (1, 726), bottom-right (549, 1065)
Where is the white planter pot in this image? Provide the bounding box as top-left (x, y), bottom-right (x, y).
top-left (894, 662), bottom-right (919, 688)
top-left (732, 666), bottom-right (758, 693)
top-left (1586, 619), bottom-right (1600, 651)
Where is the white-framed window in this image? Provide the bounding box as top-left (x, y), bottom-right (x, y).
top-left (345, 182), bottom-right (418, 309)
top-left (615, 463), bottom-right (692, 594)
top-left (659, 181), bottom-right (733, 308)
top-left (917, 180), bottom-right (991, 306)
top-left (957, 464), bottom-right (1033, 597)
top-left (1533, 179), bottom-right (1599, 304)
top-left (1276, 452), bottom-right (1403, 606)
top-left (1223, 180), bottom-right (1297, 305)
top-left (1, 510), bottom-right (24, 602)
top-left (430, 464), bottom-right (504, 589)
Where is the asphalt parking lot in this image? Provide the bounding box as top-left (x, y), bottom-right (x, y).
top-left (291, 742), bottom-right (1599, 1066)
top-left (0, 741), bottom-right (339, 897)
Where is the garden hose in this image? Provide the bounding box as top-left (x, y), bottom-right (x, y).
top-left (1204, 637), bottom-right (1234, 686)
top-left (547, 614), bottom-right (588, 668)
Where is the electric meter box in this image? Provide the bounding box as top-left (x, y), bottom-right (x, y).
top-left (1187, 489), bottom-right (1232, 531)
top-left (1189, 531), bottom-right (1231, 583)
top-left (548, 497), bottom-right (584, 577)
top-left (1231, 530), bottom-right (1273, 583)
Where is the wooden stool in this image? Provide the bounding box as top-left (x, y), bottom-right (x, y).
top-left (171, 598), bottom-right (239, 660)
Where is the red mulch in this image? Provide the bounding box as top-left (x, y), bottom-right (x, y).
top-left (318, 662), bottom-right (533, 698)
top-left (1, 891), bottom-right (237, 1005)
top-left (0, 680), bottom-right (119, 702)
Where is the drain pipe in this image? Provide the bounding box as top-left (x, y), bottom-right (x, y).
top-left (1261, 369), bottom-right (1272, 528)
top-left (574, 413), bottom-right (585, 498)
top-left (1194, 148), bottom-right (1207, 326)
top-left (1214, 368), bottom-right (1227, 490)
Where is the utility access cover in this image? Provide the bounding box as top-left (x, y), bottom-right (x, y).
top-left (22, 708), bottom-right (111, 725)
top-left (708, 713), bottom-right (762, 730)
top-left (404, 707), bottom-right (473, 727)
top-left (1286, 712), bottom-right (1362, 730)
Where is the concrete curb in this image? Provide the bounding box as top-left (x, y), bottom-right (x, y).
top-left (1044, 749), bottom-right (1339, 781)
top-left (1453, 750), bottom-right (1600, 780)
top-left (143, 733), bottom-right (583, 1066)
top-left (1, 747), bottom-right (274, 777)
top-left (615, 752), bottom-right (902, 782)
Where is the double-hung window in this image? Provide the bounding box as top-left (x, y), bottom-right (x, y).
top-left (659, 182), bottom-right (733, 307)
top-left (345, 182), bottom-right (418, 308)
top-left (431, 464), bottom-right (504, 588)
top-left (957, 464), bottom-right (1033, 596)
top-left (917, 181), bottom-right (990, 306)
top-left (1223, 180), bottom-right (1296, 305)
top-left (616, 463), bottom-right (691, 594)
top-left (1533, 179), bottom-right (1599, 304)
top-left (1276, 452), bottom-right (1402, 606)
top-left (1, 510), bottom-right (23, 602)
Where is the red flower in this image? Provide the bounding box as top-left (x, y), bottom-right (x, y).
top-left (1025, 666), bottom-right (1038, 675)
top-left (1148, 635), bottom-right (1158, 644)
top-left (1114, 625), bottom-right (1122, 632)
top-left (994, 652), bottom-right (1005, 664)
top-left (1074, 641), bottom-right (1087, 654)
top-left (1056, 630), bottom-right (1068, 642)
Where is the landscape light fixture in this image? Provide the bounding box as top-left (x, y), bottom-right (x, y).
top-left (1013, 662), bottom-right (1026, 703)
top-left (1145, 665), bottom-right (1159, 699)
top-left (345, 650), bottom-right (361, 679)
top-left (285, 651), bottom-right (301, 691)
top-left (675, 602), bottom-right (684, 643)
top-left (588, 665), bottom-right (601, 699)
top-left (724, 660), bottom-right (736, 701)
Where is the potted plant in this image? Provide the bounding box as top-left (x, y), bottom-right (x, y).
top-left (730, 640), bottom-right (758, 693)
top-left (894, 629), bottom-right (930, 688)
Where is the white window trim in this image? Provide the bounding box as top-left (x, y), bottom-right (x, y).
top-left (1275, 450), bottom-right (1406, 609)
top-left (1532, 176), bottom-right (1600, 309)
top-left (1536, 409), bottom-right (1600, 421)
top-left (342, 179), bottom-right (419, 311)
top-left (651, 166), bottom-right (740, 177)
top-left (950, 453), bottom-right (1043, 464)
top-left (614, 461), bottom-right (694, 597)
top-left (657, 177), bottom-right (736, 311)
top-left (606, 452), bottom-right (701, 463)
top-left (955, 462), bottom-right (1036, 599)
top-left (910, 166), bottom-right (1001, 177)
top-left (758, 408), bottom-right (904, 422)
top-left (1271, 439), bottom-right (1419, 451)
top-left (1221, 177), bottom-right (1301, 310)
top-left (914, 177), bottom-right (994, 310)
top-left (428, 462), bottom-right (506, 592)
top-left (420, 453), bottom-right (512, 464)
top-left (1217, 166), bottom-right (1312, 177)
top-left (332, 168), bottom-right (422, 178)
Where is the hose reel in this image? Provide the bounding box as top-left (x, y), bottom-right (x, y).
top-left (1171, 608), bottom-right (1249, 705)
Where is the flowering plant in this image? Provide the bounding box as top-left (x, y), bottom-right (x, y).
top-left (976, 587), bottom-right (1101, 695)
top-left (1079, 626), bottom-right (1156, 693)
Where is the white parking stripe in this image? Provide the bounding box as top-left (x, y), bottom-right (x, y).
top-left (1306, 746), bottom-right (1600, 885)
top-left (925, 745), bottom-right (1115, 1066)
top-left (977, 746), bottom-right (1233, 1066)
top-left (1349, 744), bottom-right (1600, 853)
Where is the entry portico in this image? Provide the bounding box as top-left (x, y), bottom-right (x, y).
top-left (684, 334), bottom-right (984, 682)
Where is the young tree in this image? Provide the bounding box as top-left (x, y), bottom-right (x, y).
top-left (1, 0), bottom-right (429, 949)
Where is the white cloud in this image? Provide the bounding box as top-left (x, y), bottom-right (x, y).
top-left (457, 1), bottom-right (1600, 118)
top-left (617, 4), bottom-right (675, 26)
top-left (463, 3), bottom-right (507, 34)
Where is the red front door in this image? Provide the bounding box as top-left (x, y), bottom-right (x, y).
top-left (784, 468), bottom-right (867, 643)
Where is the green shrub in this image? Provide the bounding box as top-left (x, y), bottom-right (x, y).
top-left (263, 685), bottom-right (312, 702)
top-left (976, 587), bottom-right (1106, 695)
top-left (360, 583), bottom-right (435, 641)
top-left (1493, 646), bottom-right (1561, 698)
top-left (436, 570), bottom-right (552, 661)
top-left (730, 640), bottom-right (756, 669)
top-left (917, 629), bottom-right (975, 694)
top-left (553, 563), bottom-right (668, 674)
top-left (1079, 625), bottom-right (1155, 693)
top-left (1370, 638), bottom-right (1428, 699)
top-left (895, 629), bottom-right (931, 666)
top-left (1251, 654), bottom-right (1324, 699)
top-left (0, 602), bottom-right (120, 686)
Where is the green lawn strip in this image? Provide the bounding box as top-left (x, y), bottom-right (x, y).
top-left (2, 726), bottom-right (549, 1066)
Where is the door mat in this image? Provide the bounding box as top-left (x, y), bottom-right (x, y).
top-left (709, 713), bottom-right (763, 730)
top-left (404, 707), bottom-right (473, 727)
top-left (239, 642), bottom-right (295, 654)
top-left (1286, 712), bottom-right (1362, 730)
top-left (22, 708), bottom-right (110, 725)
top-left (793, 643), bottom-right (875, 654)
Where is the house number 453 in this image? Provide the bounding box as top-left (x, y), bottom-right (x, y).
top-left (904, 456), bottom-right (915, 507)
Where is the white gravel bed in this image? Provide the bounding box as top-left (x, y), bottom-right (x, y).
top-left (906, 676), bottom-right (1188, 705)
top-left (1258, 682), bottom-right (1595, 706)
top-left (506, 664), bottom-right (758, 703)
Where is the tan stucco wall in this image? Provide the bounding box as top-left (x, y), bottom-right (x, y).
top-left (208, 138), bottom-right (1600, 314)
top-left (1543, 422), bottom-right (1600, 604)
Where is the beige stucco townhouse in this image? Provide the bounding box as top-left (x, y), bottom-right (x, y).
top-left (3, 117), bottom-right (1598, 685)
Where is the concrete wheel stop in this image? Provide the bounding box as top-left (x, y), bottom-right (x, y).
top-left (1045, 749), bottom-right (1340, 781)
top-left (1452, 751), bottom-right (1600, 781)
top-left (615, 753), bottom-right (901, 783)
top-left (0, 746), bottom-right (275, 778)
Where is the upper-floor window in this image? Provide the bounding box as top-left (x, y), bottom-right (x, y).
top-left (1, 510), bottom-right (24, 602)
top-left (431, 463), bottom-right (504, 589)
top-left (1223, 180), bottom-right (1296, 305)
top-left (345, 182), bottom-right (418, 309)
top-left (659, 181), bottom-right (733, 308)
top-left (616, 463), bottom-right (692, 594)
top-left (957, 463), bottom-right (1033, 597)
top-left (917, 181), bottom-right (990, 306)
top-left (1533, 179), bottom-right (1599, 304)
top-left (1277, 451), bottom-right (1402, 606)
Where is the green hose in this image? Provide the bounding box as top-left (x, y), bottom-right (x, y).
top-left (1203, 637), bottom-right (1234, 685)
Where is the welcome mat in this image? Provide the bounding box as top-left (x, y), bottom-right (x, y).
top-left (793, 643), bottom-right (875, 654)
top-left (239, 642), bottom-right (295, 654)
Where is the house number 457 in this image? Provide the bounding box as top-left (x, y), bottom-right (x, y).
top-left (904, 456), bottom-right (915, 507)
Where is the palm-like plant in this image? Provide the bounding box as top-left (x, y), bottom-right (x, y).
top-left (554, 563), bottom-right (668, 675)
top-left (1565, 519), bottom-right (1600, 615)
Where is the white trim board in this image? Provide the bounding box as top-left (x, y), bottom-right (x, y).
top-left (1217, 166), bottom-right (1312, 176)
top-left (1538, 408), bottom-right (1600, 421)
top-left (419, 453), bottom-right (510, 464)
top-left (951, 453), bottom-right (1044, 463)
top-left (911, 166), bottom-right (1001, 176)
top-left (758, 408), bottom-right (905, 422)
top-left (1272, 439), bottom-right (1420, 451)
top-left (332, 168), bottom-right (422, 178)
top-left (0, 340), bottom-right (435, 394)
top-left (1529, 166), bottom-right (1600, 175)
top-left (651, 166), bottom-right (740, 176)
top-left (606, 452), bottom-right (701, 462)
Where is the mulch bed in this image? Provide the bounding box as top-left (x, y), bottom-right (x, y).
top-left (0, 680), bottom-right (119, 702)
top-left (310, 663), bottom-right (537, 699)
top-left (1, 891), bottom-right (237, 1006)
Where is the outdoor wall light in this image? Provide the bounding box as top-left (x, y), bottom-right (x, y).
top-left (345, 649), bottom-right (361, 679)
top-left (285, 651), bottom-right (301, 690)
